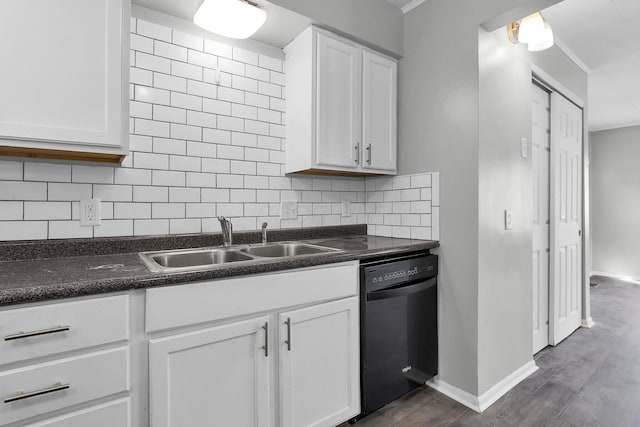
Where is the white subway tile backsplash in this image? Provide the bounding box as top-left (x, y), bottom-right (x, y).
top-left (0, 221), bottom-right (48, 240)
top-left (130, 34), bottom-right (154, 53)
top-left (258, 81), bottom-right (281, 98)
top-left (153, 138), bottom-right (187, 155)
top-left (24, 163), bottom-right (70, 182)
top-left (152, 170), bottom-right (186, 187)
top-left (187, 80), bottom-right (217, 99)
top-left (0, 161), bottom-right (23, 180)
top-left (133, 186), bottom-right (168, 203)
top-left (114, 202), bottom-right (152, 219)
top-left (171, 61), bottom-right (202, 81)
top-left (153, 105), bottom-right (187, 124)
top-left (259, 54), bottom-right (283, 72)
top-left (134, 219), bottom-right (169, 236)
top-left (136, 52), bottom-right (171, 73)
top-left (204, 39), bottom-right (232, 58)
top-left (136, 20), bottom-right (172, 42)
top-left (232, 132), bottom-right (257, 147)
top-left (246, 65), bottom-right (270, 82)
top-left (23, 202), bottom-right (70, 220)
top-left (134, 152), bottom-right (169, 170)
top-left (173, 29), bottom-right (204, 51)
top-left (171, 92), bottom-right (203, 111)
top-left (0, 18), bottom-right (439, 243)
top-left (0, 202), bottom-right (22, 220)
top-left (203, 98), bottom-right (231, 115)
top-left (135, 118), bottom-right (170, 137)
top-left (154, 40), bottom-right (187, 62)
top-left (232, 75), bottom-right (258, 93)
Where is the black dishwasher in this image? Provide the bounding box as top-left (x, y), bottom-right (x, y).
top-left (359, 252), bottom-right (438, 416)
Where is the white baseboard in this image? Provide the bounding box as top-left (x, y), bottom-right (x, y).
top-left (581, 317), bottom-right (595, 328)
top-left (427, 360), bottom-right (538, 413)
top-left (591, 271), bottom-right (640, 284)
top-left (426, 377), bottom-right (481, 412)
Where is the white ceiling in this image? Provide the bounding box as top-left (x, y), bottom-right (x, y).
top-left (543, 0), bottom-right (640, 131)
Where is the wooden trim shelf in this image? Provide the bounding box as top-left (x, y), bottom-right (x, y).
top-left (0, 146), bottom-right (126, 164)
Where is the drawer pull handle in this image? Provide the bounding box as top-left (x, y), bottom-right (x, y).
top-left (284, 317), bottom-right (292, 351)
top-left (4, 325), bottom-right (70, 341)
top-left (261, 322), bottom-right (268, 357)
top-left (4, 382), bottom-right (70, 404)
top-left (366, 144), bottom-right (372, 165)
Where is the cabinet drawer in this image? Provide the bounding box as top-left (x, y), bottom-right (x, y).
top-left (25, 398), bottom-right (130, 427)
top-left (0, 347), bottom-right (129, 426)
top-left (0, 295), bottom-right (129, 366)
top-left (146, 261), bottom-right (358, 332)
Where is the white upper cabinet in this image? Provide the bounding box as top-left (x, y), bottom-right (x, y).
top-left (285, 26), bottom-right (397, 176)
top-left (316, 33), bottom-right (362, 170)
top-left (362, 51), bottom-right (397, 172)
top-left (0, 0), bottom-right (129, 163)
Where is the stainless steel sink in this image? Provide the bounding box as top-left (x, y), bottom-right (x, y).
top-left (140, 248), bottom-right (254, 272)
top-left (139, 242), bottom-right (341, 273)
top-left (239, 242), bottom-right (339, 258)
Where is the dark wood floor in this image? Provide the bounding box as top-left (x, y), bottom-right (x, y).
top-left (355, 275), bottom-right (640, 427)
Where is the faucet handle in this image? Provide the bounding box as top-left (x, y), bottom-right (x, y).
top-left (261, 222), bottom-right (268, 229)
top-left (218, 216), bottom-right (226, 222)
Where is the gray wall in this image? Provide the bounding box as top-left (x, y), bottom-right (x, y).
top-left (269, 0), bottom-right (404, 57)
top-left (399, 0), bottom-right (589, 397)
top-left (591, 125), bottom-right (640, 277)
top-left (477, 28), bottom-right (533, 394)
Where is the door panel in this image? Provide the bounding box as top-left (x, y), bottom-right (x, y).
top-left (315, 33), bottom-right (361, 169)
top-left (362, 51), bottom-right (397, 172)
top-left (532, 83), bottom-right (550, 354)
top-left (550, 93), bottom-right (583, 345)
top-left (149, 317), bottom-right (271, 427)
top-left (279, 298), bottom-right (359, 427)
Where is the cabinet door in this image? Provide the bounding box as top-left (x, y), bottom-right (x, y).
top-left (279, 297), bottom-right (360, 427)
top-left (149, 317), bottom-right (271, 427)
top-left (0, 0), bottom-right (127, 151)
top-left (362, 51), bottom-right (397, 172)
top-left (315, 33), bottom-right (362, 169)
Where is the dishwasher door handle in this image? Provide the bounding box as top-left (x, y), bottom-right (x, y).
top-left (367, 277), bottom-right (436, 301)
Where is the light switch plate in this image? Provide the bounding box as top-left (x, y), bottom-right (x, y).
top-left (280, 200), bottom-right (298, 220)
top-left (504, 209), bottom-right (513, 230)
top-left (521, 137), bottom-right (528, 158)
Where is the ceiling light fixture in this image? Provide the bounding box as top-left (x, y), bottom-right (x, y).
top-left (507, 12), bottom-right (554, 52)
top-left (194, 0), bottom-right (267, 40)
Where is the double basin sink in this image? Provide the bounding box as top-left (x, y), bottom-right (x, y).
top-left (140, 242), bottom-right (341, 273)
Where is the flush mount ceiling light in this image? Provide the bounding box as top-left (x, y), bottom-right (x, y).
top-left (507, 12), bottom-right (554, 52)
top-left (194, 0), bottom-right (267, 40)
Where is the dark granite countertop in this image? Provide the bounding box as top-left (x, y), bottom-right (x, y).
top-left (0, 226), bottom-right (438, 306)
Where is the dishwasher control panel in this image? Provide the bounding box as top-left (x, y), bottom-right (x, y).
top-left (362, 254), bottom-right (437, 292)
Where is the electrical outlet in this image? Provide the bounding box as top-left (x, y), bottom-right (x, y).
top-left (280, 200), bottom-right (298, 220)
top-left (504, 209), bottom-right (513, 230)
top-left (341, 200), bottom-right (351, 217)
top-left (80, 199), bottom-right (101, 226)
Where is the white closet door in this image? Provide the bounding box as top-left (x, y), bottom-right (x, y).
top-left (550, 93), bottom-right (583, 345)
top-left (532, 83), bottom-right (551, 354)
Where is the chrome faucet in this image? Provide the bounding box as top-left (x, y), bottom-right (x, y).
top-left (218, 216), bottom-right (233, 247)
top-left (261, 222), bottom-right (268, 244)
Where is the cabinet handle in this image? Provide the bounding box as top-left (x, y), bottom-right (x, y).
top-left (261, 322), bottom-right (268, 357)
top-left (366, 144), bottom-right (372, 165)
top-left (4, 325), bottom-right (70, 341)
top-left (285, 317), bottom-right (292, 351)
top-left (4, 382), bottom-right (70, 404)
top-left (354, 143), bottom-right (360, 165)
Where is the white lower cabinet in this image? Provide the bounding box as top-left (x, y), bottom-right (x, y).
top-left (148, 316), bottom-right (271, 427)
top-left (146, 262), bottom-right (360, 427)
top-left (24, 398), bottom-right (131, 427)
top-left (279, 297), bottom-right (360, 427)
